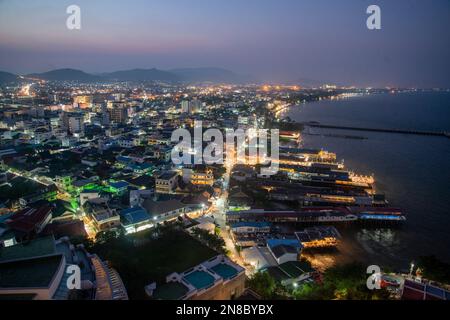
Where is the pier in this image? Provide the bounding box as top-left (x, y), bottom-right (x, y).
top-left (304, 123), bottom-right (450, 139)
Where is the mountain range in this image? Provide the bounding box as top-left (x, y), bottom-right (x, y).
top-left (0, 67), bottom-right (252, 84)
top-left (0, 68), bottom-right (332, 87)
top-left (0, 71), bottom-right (21, 84)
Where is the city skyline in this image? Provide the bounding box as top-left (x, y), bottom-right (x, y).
top-left (1, 0), bottom-right (450, 88)
top-left (1, 0), bottom-right (450, 304)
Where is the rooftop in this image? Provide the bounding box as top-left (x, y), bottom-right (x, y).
top-left (157, 171), bottom-right (178, 180)
top-left (0, 254), bottom-right (63, 288)
top-left (142, 198), bottom-right (186, 217)
top-left (231, 221), bottom-right (271, 229)
top-left (109, 181), bottom-right (129, 190)
top-left (0, 236), bottom-right (56, 262)
top-left (279, 260), bottom-right (314, 277)
top-left (152, 282), bottom-right (189, 300)
top-left (120, 207), bottom-right (150, 225)
top-left (271, 244), bottom-right (298, 258)
top-left (266, 238), bottom-right (302, 250)
top-left (295, 226), bottom-right (341, 243)
top-left (4, 205), bottom-right (52, 234)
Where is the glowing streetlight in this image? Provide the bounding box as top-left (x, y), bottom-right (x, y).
top-left (409, 262), bottom-right (415, 277)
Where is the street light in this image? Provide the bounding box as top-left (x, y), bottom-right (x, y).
top-left (409, 262), bottom-right (415, 277)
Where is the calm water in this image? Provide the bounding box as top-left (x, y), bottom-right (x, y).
top-left (286, 92), bottom-right (450, 269)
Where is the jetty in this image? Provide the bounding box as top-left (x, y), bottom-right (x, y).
top-left (304, 123), bottom-right (450, 139)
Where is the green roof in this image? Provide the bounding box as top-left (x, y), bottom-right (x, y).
top-left (0, 254), bottom-right (63, 288)
top-left (266, 266), bottom-right (290, 282)
top-left (279, 261), bottom-right (313, 278)
top-left (266, 261), bottom-right (314, 283)
top-left (0, 236), bottom-right (56, 262)
top-left (153, 282), bottom-right (189, 300)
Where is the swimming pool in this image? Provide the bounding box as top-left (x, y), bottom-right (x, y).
top-left (183, 271), bottom-right (215, 290)
top-left (210, 263), bottom-right (238, 280)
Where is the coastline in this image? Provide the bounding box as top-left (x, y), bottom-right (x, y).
top-left (281, 92), bottom-right (450, 270)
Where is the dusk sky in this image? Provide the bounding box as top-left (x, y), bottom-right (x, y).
top-left (1, 0), bottom-right (449, 87)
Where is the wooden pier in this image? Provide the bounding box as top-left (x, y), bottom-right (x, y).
top-left (304, 123), bottom-right (450, 139)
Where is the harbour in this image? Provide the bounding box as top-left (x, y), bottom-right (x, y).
top-left (284, 92), bottom-right (450, 268)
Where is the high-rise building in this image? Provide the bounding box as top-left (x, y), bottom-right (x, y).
top-left (61, 111), bottom-right (84, 137)
top-left (67, 113), bottom-right (85, 137)
top-left (101, 104), bottom-right (110, 126)
top-left (109, 107), bottom-right (128, 124)
top-left (190, 98), bottom-right (202, 113)
top-left (108, 102), bottom-right (128, 124)
top-left (181, 100), bottom-right (191, 113)
top-left (181, 99), bottom-right (202, 114)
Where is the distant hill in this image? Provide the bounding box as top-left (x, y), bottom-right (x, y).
top-left (26, 68), bottom-right (102, 82)
top-left (102, 68), bottom-right (180, 82)
top-left (22, 67), bottom-right (253, 84)
top-left (171, 67), bottom-right (251, 83)
top-left (0, 71), bottom-right (20, 84)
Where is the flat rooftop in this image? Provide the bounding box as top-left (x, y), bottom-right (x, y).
top-left (0, 254), bottom-right (63, 288)
top-left (0, 236), bottom-right (56, 262)
top-left (157, 171), bottom-right (178, 180)
top-left (279, 261), bottom-right (314, 277)
top-left (152, 282), bottom-right (189, 300)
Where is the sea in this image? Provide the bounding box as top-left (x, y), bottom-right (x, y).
top-left (285, 91), bottom-right (450, 270)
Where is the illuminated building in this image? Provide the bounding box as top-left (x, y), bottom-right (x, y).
top-left (73, 95), bottom-right (93, 109)
top-left (146, 255), bottom-right (245, 300)
top-left (0, 236), bottom-right (128, 300)
top-left (181, 100), bottom-right (191, 113)
top-left (83, 199), bottom-right (121, 232)
top-left (190, 98), bottom-right (202, 113)
top-left (120, 206), bottom-right (153, 235)
top-left (63, 112), bottom-right (85, 137)
top-left (155, 171), bottom-right (179, 194)
top-left (182, 166), bottom-right (214, 186)
top-left (294, 226), bottom-right (340, 248)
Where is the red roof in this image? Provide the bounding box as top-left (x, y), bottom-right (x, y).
top-left (6, 206), bottom-right (53, 233)
top-left (43, 220), bottom-right (87, 238)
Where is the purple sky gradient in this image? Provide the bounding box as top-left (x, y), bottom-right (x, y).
top-left (1, 0), bottom-right (449, 87)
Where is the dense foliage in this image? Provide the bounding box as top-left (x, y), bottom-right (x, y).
top-left (190, 227), bottom-right (227, 254)
top-left (417, 255), bottom-right (450, 284)
top-left (248, 263), bottom-right (391, 300)
top-left (293, 263), bottom-right (390, 300)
